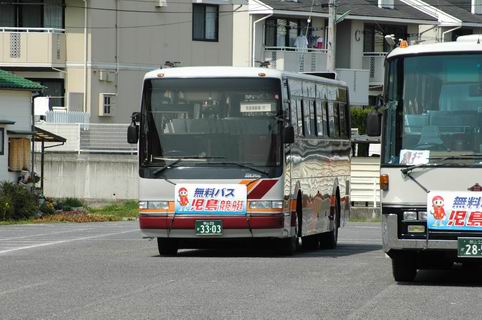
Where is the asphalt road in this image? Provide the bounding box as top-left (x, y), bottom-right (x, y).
top-left (1, 221), bottom-right (482, 320)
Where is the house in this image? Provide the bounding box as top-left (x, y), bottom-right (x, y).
top-left (0, 0), bottom-right (438, 126)
top-left (0, 70), bottom-right (43, 183)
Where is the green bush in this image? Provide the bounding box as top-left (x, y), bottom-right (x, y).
top-left (62, 198), bottom-right (84, 208)
top-left (0, 182), bottom-right (38, 221)
top-left (40, 200), bottom-right (55, 215)
top-left (351, 107), bottom-right (374, 135)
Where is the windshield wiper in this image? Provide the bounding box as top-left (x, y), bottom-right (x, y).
top-left (152, 156), bottom-right (225, 176)
top-left (211, 161), bottom-right (269, 176)
top-left (400, 154), bottom-right (482, 193)
top-left (401, 154), bottom-right (482, 175)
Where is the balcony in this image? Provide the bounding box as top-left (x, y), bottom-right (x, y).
top-left (264, 47), bottom-right (328, 73)
top-left (0, 28), bottom-right (66, 68)
top-left (362, 52), bottom-right (387, 86)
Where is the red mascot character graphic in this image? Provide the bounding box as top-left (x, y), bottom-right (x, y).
top-left (178, 187), bottom-right (189, 207)
top-left (430, 195), bottom-right (446, 227)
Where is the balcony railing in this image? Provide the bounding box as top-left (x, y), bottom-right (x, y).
top-left (0, 28), bottom-right (66, 68)
top-left (35, 123), bottom-right (137, 154)
top-left (264, 46), bottom-right (328, 73)
top-left (362, 52), bottom-right (387, 86)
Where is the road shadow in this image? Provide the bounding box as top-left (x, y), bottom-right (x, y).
top-left (153, 241), bottom-right (382, 258)
top-left (401, 265), bottom-right (482, 287)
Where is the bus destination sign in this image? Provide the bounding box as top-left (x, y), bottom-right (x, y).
top-left (175, 184), bottom-right (247, 215)
top-left (427, 191), bottom-right (482, 231)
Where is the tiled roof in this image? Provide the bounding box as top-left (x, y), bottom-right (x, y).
top-left (0, 69), bottom-right (44, 90)
top-left (425, 0), bottom-right (482, 24)
top-left (259, 0), bottom-right (437, 22)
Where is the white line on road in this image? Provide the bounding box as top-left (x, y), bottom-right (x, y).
top-left (0, 281), bottom-right (51, 297)
top-left (0, 229), bottom-right (139, 255)
top-left (0, 228), bottom-right (91, 241)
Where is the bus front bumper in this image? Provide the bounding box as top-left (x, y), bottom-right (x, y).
top-left (383, 214), bottom-right (457, 252)
top-left (139, 213), bottom-right (291, 239)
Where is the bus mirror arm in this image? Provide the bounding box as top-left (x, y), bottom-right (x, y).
top-left (283, 126), bottom-right (295, 144)
top-left (127, 112), bottom-right (140, 144)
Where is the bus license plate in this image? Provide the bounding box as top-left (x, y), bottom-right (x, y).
top-left (458, 238), bottom-right (482, 257)
top-left (195, 220), bottom-right (223, 236)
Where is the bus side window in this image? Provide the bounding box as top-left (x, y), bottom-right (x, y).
top-left (333, 102), bottom-right (341, 138)
top-left (302, 99), bottom-right (312, 136)
top-left (328, 101), bottom-right (336, 138)
top-left (295, 99), bottom-right (304, 136)
top-left (323, 101), bottom-right (329, 136)
top-left (315, 100), bottom-right (323, 136)
top-left (338, 103), bottom-right (348, 139)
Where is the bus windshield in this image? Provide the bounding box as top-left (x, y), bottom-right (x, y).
top-left (140, 77), bottom-right (283, 172)
top-left (383, 53), bottom-right (482, 166)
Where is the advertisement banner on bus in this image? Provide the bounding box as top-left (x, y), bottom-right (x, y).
top-left (175, 184), bottom-right (247, 215)
top-left (427, 191), bottom-right (482, 231)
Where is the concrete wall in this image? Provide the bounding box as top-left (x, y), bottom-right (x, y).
top-left (36, 153), bottom-right (138, 200)
top-left (0, 90), bottom-right (32, 183)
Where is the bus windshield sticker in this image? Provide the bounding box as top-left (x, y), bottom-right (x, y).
top-left (399, 149), bottom-right (430, 165)
top-left (240, 102), bottom-right (275, 113)
top-left (175, 184), bottom-right (247, 215)
top-left (427, 191), bottom-right (482, 231)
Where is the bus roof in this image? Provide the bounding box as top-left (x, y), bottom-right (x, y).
top-left (387, 39), bottom-right (482, 60)
top-left (144, 67), bottom-right (346, 87)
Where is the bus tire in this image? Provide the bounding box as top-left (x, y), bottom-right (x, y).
top-left (302, 234), bottom-right (320, 250)
top-left (392, 253), bottom-right (417, 282)
top-left (157, 238), bottom-right (178, 256)
top-left (277, 213), bottom-right (299, 256)
top-left (320, 196), bottom-right (340, 249)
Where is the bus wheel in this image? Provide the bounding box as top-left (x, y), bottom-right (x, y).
top-left (320, 198), bottom-right (339, 249)
top-left (392, 253), bottom-right (417, 282)
top-left (157, 238), bottom-right (178, 256)
top-left (277, 214), bottom-right (299, 256)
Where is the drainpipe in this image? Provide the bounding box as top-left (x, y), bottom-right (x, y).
top-left (31, 92), bottom-right (41, 192)
top-left (251, 13), bottom-right (272, 67)
top-left (442, 26), bottom-right (461, 42)
top-left (83, 0), bottom-right (88, 113)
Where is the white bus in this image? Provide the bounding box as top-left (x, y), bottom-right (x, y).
top-left (368, 36), bottom-right (482, 281)
top-left (128, 67), bottom-right (351, 256)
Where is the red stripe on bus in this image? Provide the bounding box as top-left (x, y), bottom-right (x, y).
top-left (139, 214), bottom-right (284, 229)
top-left (247, 180), bottom-right (277, 199)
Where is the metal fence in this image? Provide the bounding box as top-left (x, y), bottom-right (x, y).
top-left (35, 123), bottom-right (137, 154)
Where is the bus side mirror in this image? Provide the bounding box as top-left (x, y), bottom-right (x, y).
top-left (283, 126), bottom-right (295, 144)
top-left (127, 112), bottom-right (140, 144)
top-left (366, 111), bottom-right (382, 137)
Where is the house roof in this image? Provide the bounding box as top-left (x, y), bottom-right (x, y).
top-left (0, 69), bottom-right (44, 91)
top-left (258, 0), bottom-right (437, 23)
top-left (424, 0), bottom-right (482, 24)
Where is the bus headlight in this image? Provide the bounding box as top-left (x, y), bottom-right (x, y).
top-left (249, 201), bottom-right (283, 209)
top-left (139, 201), bottom-right (147, 209)
top-left (418, 211), bottom-right (427, 221)
top-left (403, 211), bottom-right (417, 221)
top-left (147, 201), bottom-right (170, 210)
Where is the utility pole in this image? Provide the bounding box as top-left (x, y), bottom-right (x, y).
top-left (327, 0), bottom-right (336, 72)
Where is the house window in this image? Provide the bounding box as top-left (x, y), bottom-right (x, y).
top-left (264, 18), bottom-right (312, 47)
top-left (0, 0), bottom-right (64, 29)
top-left (8, 137), bottom-right (30, 172)
top-left (0, 128), bottom-right (4, 156)
top-left (192, 4), bottom-right (218, 41)
top-left (99, 93), bottom-right (116, 116)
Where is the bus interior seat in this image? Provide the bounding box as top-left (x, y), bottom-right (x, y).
top-left (416, 126), bottom-right (446, 150)
top-left (428, 111), bottom-right (478, 133)
top-left (404, 114), bottom-right (428, 133)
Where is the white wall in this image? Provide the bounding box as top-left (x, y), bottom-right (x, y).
top-left (0, 90), bottom-right (32, 183)
top-left (37, 153), bottom-right (138, 200)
